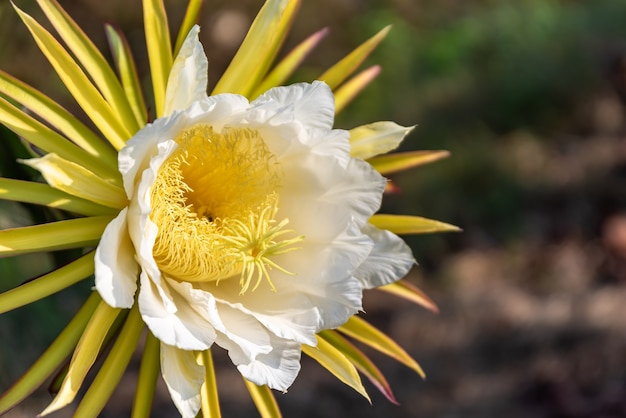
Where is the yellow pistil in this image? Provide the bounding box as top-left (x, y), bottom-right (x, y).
top-left (150, 124), bottom-right (303, 293)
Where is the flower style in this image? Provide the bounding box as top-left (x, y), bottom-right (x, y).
top-left (0, 0), bottom-right (457, 417)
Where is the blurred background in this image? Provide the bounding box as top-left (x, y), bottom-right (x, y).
top-left (1, 0), bottom-right (626, 417)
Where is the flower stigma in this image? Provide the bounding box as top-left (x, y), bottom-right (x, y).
top-left (150, 124), bottom-right (303, 293)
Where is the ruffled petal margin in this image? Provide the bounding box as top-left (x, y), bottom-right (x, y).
top-left (355, 224), bottom-right (415, 289)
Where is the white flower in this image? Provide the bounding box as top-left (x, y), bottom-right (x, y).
top-left (94, 26), bottom-right (414, 417)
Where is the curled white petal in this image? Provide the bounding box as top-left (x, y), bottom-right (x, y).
top-left (160, 343), bottom-right (203, 418)
top-left (355, 224), bottom-right (416, 289)
top-left (164, 25), bottom-right (208, 116)
top-left (129, 139), bottom-right (178, 286)
top-left (138, 274), bottom-right (216, 350)
top-left (94, 207), bottom-right (138, 308)
top-left (118, 114), bottom-right (186, 199)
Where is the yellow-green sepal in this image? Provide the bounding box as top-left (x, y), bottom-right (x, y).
top-left (319, 25), bottom-right (390, 90)
top-left (303, 335), bottom-right (370, 402)
top-left (73, 304), bottom-right (144, 418)
top-left (334, 65), bottom-right (380, 113)
top-left (349, 121), bottom-right (414, 160)
top-left (244, 380), bottom-right (282, 418)
top-left (368, 150), bottom-right (450, 175)
top-left (318, 330), bottom-right (398, 404)
top-left (338, 315), bottom-right (425, 378)
top-left (212, 0), bottom-right (301, 97)
top-left (35, 0), bottom-right (141, 135)
top-left (132, 332), bottom-right (160, 418)
top-left (105, 24), bottom-right (148, 128)
top-left (0, 178), bottom-right (118, 217)
top-left (370, 214), bottom-right (460, 235)
top-left (20, 153), bottom-right (127, 209)
top-left (0, 70), bottom-right (118, 167)
top-left (143, 0), bottom-right (173, 117)
top-left (0, 251), bottom-right (94, 314)
top-left (0, 216), bottom-right (113, 256)
top-left (12, 4), bottom-right (131, 150)
top-left (0, 95), bottom-right (119, 182)
top-left (379, 279), bottom-right (439, 313)
top-left (173, 0), bottom-right (204, 56)
top-left (199, 349), bottom-right (222, 418)
top-left (39, 300), bottom-right (121, 416)
top-left (251, 27), bottom-right (329, 99)
top-left (0, 292), bottom-right (100, 414)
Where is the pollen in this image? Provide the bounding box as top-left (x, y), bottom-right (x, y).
top-left (150, 124), bottom-right (303, 292)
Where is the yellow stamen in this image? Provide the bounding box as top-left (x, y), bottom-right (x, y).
top-left (150, 124), bottom-right (303, 293)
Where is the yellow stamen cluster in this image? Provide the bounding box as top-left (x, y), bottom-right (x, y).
top-left (150, 125), bottom-right (303, 293)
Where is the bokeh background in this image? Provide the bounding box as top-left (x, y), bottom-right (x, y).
top-left (1, 0), bottom-right (626, 417)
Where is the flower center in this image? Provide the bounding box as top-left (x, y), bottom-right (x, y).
top-left (150, 124), bottom-right (303, 293)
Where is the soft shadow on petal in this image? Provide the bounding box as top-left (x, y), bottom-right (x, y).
top-left (208, 223), bottom-right (372, 333)
top-left (280, 156), bottom-right (386, 236)
top-left (217, 331), bottom-right (302, 392)
top-left (160, 343), bottom-right (204, 418)
top-left (164, 25), bottom-right (208, 116)
top-left (269, 231), bottom-right (372, 330)
top-left (199, 294), bottom-right (274, 360)
top-left (258, 123), bottom-right (350, 168)
top-left (355, 224), bottom-right (416, 289)
top-left (139, 274), bottom-right (216, 350)
top-left (207, 284), bottom-right (318, 346)
top-left (94, 207), bottom-right (139, 308)
top-left (167, 281), bottom-right (274, 360)
top-left (305, 127), bottom-right (351, 168)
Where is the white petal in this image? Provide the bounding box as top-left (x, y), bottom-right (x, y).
top-left (275, 239), bottom-right (369, 330)
top-left (206, 283), bottom-right (318, 346)
top-left (128, 139), bottom-right (178, 286)
top-left (164, 25), bottom-right (208, 116)
top-left (207, 209), bottom-right (372, 332)
top-left (279, 156), bottom-right (386, 236)
top-left (256, 124), bottom-right (351, 169)
top-left (94, 207), bottom-right (138, 308)
top-left (216, 331), bottom-right (302, 391)
top-left (305, 127), bottom-right (351, 168)
top-left (169, 284), bottom-right (274, 359)
top-left (139, 274), bottom-right (216, 350)
top-left (118, 114), bottom-right (186, 198)
top-left (249, 81), bottom-right (335, 132)
top-left (160, 343), bottom-right (203, 418)
top-left (185, 94), bottom-right (250, 130)
top-left (355, 224), bottom-right (416, 289)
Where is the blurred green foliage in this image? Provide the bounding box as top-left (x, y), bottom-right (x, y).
top-left (332, 0), bottom-right (626, 252)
